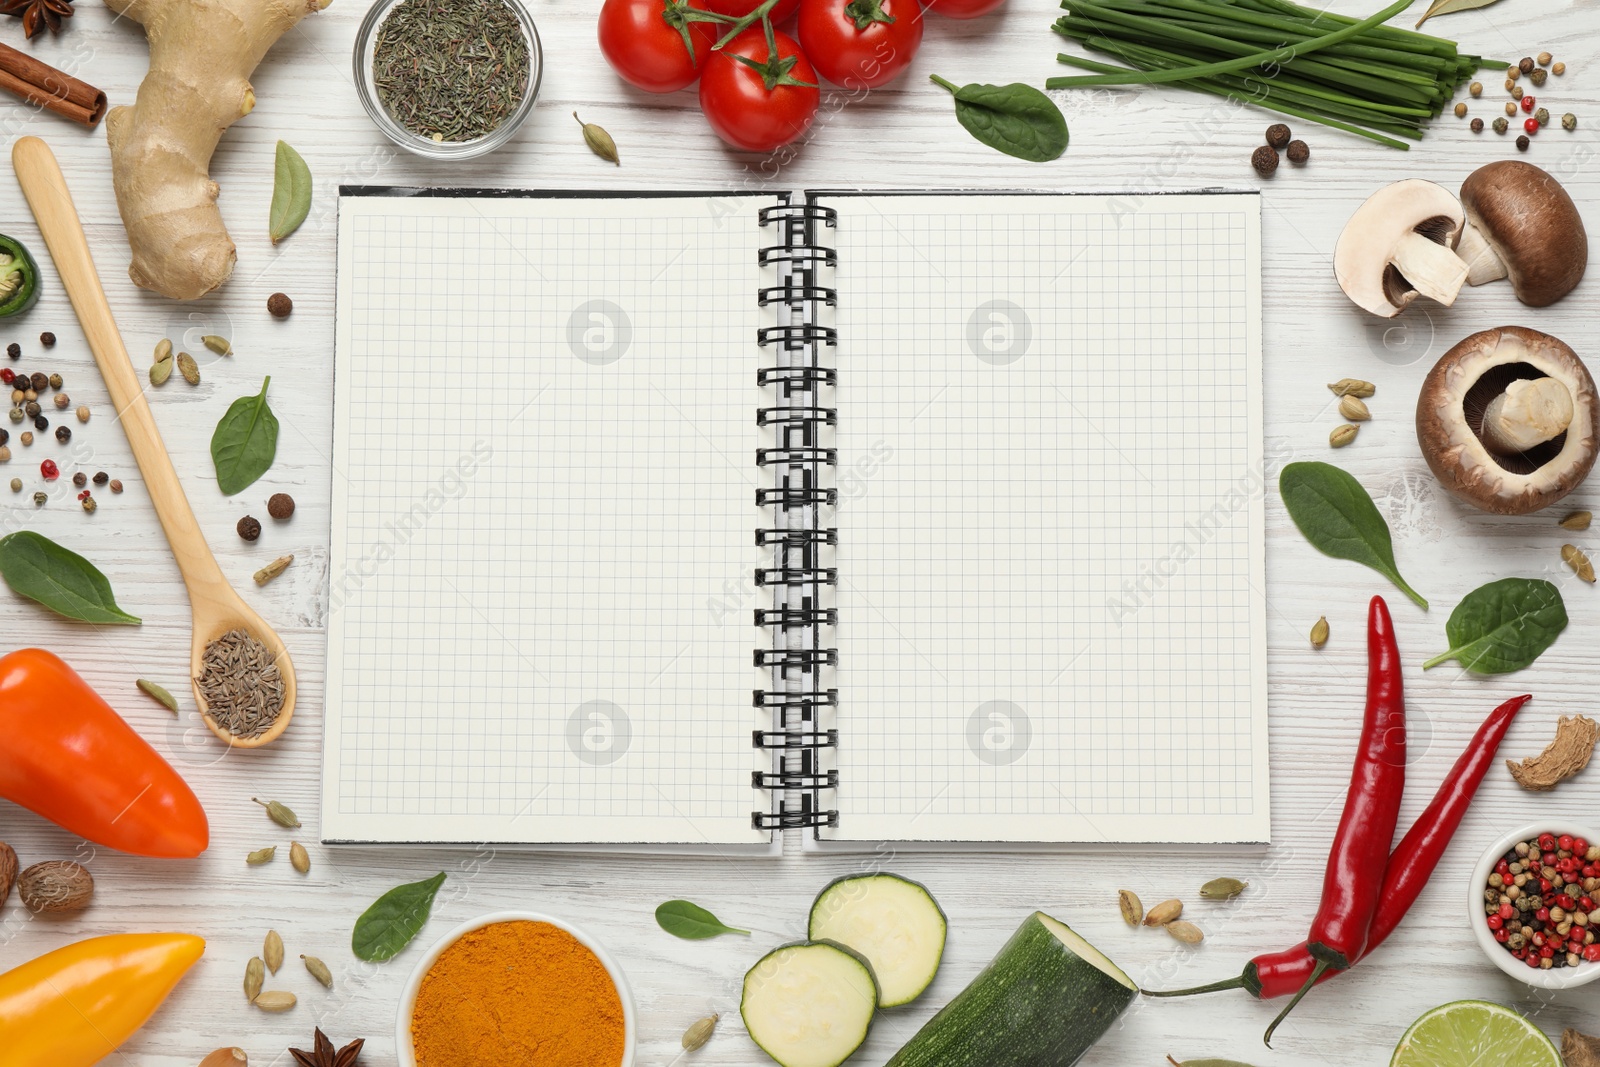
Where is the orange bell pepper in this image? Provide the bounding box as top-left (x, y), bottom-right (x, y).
top-left (0, 648), bottom-right (209, 857)
top-left (0, 933), bottom-right (204, 1065)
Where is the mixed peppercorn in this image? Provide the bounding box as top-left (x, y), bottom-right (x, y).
top-left (4, 337), bottom-right (121, 510)
top-left (1485, 832), bottom-right (1600, 970)
top-left (1459, 52), bottom-right (1576, 150)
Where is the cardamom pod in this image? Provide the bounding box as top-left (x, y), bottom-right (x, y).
top-left (575, 112), bottom-right (620, 165)
top-left (1118, 888), bottom-right (1144, 926)
top-left (149, 355), bottom-right (173, 386)
top-left (1561, 511), bottom-right (1592, 532)
top-left (290, 841), bottom-right (310, 874)
top-left (264, 929), bottom-right (285, 974)
top-left (1327, 378), bottom-right (1375, 398)
top-left (1309, 616), bottom-right (1329, 650)
top-left (154, 338), bottom-right (173, 364)
top-left (252, 990), bottom-right (296, 1013)
top-left (203, 335), bottom-right (233, 356)
top-left (1562, 544), bottom-right (1596, 583)
top-left (1337, 395), bottom-right (1371, 422)
top-left (254, 554), bottom-right (294, 586)
top-left (1329, 424), bottom-right (1358, 448)
top-left (253, 797), bottom-right (301, 828)
top-left (177, 351), bottom-right (200, 385)
top-left (136, 678), bottom-right (179, 712)
top-left (1144, 898), bottom-right (1183, 926)
top-left (682, 1013), bottom-right (719, 1052)
top-left (1165, 920), bottom-right (1204, 944)
top-left (244, 956), bottom-right (265, 1001)
top-left (246, 846), bottom-right (277, 866)
top-left (1199, 877), bottom-right (1249, 900)
top-left (301, 954), bottom-right (333, 989)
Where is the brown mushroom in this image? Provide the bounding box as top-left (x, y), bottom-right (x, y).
top-left (1416, 326), bottom-right (1599, 514)
top-left (1458, 160), bottom-right (1588, 306)
top-left (1334, 179), bottom-right (1469, 318)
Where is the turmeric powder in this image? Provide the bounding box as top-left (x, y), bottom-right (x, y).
top-left (410, 920), bottom-right (625, 1067)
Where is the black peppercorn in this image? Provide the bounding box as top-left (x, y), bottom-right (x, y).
top-left (0, 429), bottom-right (6, 446)
top-left (72, 472), bottom-right (86, 488)
top-left (23, 401), bottom-right (38, 418)
top-left (5, 343), bottom-right (18, 360)
top-left (54, 426), bottom-right (69, 443)
top-left (38, 332), bottom-right (54, 347)
top-left (1286, 139), bottom-right (1310, 165)
top-left (237, 515), bottom-right (262, 541)
top-left (267, 292), bottom-right (293, 318)
top-left (28, 372), bottom-right (46, 392)
top-left (1265, 123), bottom-right (1292, 148)
top-left (1471, 117), bottom-right (1485, 133)
top-left (267, 492), bottom-right (295, 520)
top-left (1251, 144), bottom-right (1279, 177)
top-left (1518, 134), bottom-right (1531, 151)
top-left (47, 373), bottom-right (61, 390)
top-left (1519, 56), bottom-right (1535, 74)
top-left (92, 470), bottom-right (108, 485)
top-left (33, 415), bottom-right (47, 431)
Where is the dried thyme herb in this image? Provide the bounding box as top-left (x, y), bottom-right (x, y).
top-left (196, 628), bottom-right (285, 738)
top-left (372, 0), bottom-right (530, 143)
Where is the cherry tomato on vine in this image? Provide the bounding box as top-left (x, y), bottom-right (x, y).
top-left (797, 0), bottom-right (924, 89)
top-left (699, 27), bottom-right (820, 152)
top-left (599, 0), bottom-right (721, 93)
top-left (700, 0), bottom-right (802, 22)
top-left (922, 0), bottom-right (1005, 18)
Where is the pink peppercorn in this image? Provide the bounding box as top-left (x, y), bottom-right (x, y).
top-left (1522, 95), bottom-right (1537, 113)
top-left (0, 369), bottom-right (12, 384)
top-left (1575, 838), bottom-right (1589, 854)
top-left (39, 459), bottom-right (57, 480)
top-left (1561, 835), bottom-right (1575, 851)
top-left (1541, 834), bottom-right (1558, 850)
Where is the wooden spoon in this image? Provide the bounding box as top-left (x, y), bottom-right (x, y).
top-left (12, 136), bottom-right (295, 748)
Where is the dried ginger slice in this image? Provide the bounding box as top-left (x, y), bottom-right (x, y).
top-left (1507, 714), bottom-right (1598, 791)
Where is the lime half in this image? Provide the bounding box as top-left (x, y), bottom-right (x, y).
top-left (1390, 1000), bottom-right (1560, 1067)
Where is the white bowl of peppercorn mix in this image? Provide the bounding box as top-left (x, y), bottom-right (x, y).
top-left (1470, 823), bottom-right (1600, 989)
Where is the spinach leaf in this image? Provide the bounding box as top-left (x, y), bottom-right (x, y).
top-left (1279, 462), bottom-right (1427, 610)
top-left (655, 899), bottom-right (750, 939)
top-left (352, 871), bottom-right (446, 961)
top-left (269, 141), bottom-right (312, 244)
top-left (211, 376), bottom-right (279, 495)
top-left (1423, 577), bottom-right (1567, 674)
top-left (0, 530), bottom-right (140, 624)
top-left (930, 75), bottom-right (1068, 162)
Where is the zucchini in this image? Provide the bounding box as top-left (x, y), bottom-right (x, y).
top-left (808, 873), bottom-right (947, 1007)
top-left (741, 939), bottom-right (879, 1067)
top-left (885, 911), bottom-right (1137, 1067)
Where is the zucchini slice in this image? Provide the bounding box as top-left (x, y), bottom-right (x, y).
top-left (741, 939), bottom-right (879, 1067)
top-left (885, 911), bottom-right (1137, 1067)
top-left (808, 873), bottom-right (947, 1007)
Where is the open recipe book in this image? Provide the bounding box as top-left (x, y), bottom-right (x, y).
top-left (323, 188), bottom-right (1267, 851)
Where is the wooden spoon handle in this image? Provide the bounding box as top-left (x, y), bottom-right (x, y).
top-left (12, 135), bottom-right (227, 595)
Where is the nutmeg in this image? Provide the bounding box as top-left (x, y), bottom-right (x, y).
top-left (0, 842), bottom-right (16, 907)
top-left (18, 860), bottom-right (94, 912)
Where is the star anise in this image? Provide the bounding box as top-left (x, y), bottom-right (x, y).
top-left (289, 1029), bottom-right (364, 1067)
top-left (0, 0), bottom-right (73, 39)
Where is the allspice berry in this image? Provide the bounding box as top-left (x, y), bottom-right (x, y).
top-left (38, 332), bottom-right (54, 347)
top-left (1286, 139), bottom-right (1310, 165)
top-left (267, 292), bottom-right (293, 318)
top-left (1517, 134), bottom-right (1531, 151)
top-left (1251, 144), bottom-right (1279, 177)
top-left (237, 516), bottom-right (262, 541)
top-left (267, 493), bottom-right (295, 520)
top-left (1265, 123), bottom-right (1291, 148)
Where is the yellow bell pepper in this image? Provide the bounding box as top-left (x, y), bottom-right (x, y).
top-left (0, 933), bottom-right (204, 1065)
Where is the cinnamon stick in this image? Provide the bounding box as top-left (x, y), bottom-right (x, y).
top-left (0, 41), bottom-right (105, 127)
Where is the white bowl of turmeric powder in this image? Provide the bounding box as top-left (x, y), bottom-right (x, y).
top-left (397, 910), bottom-right (636, 1067)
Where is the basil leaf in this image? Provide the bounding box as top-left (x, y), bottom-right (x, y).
top-left (655, 899), bottom-right (750, 939)
top-left (930, 75), bottom-right (1068, 162)
top-left (0, 530), bottom-right (140, 624)
top-left (1423, 577), bottom-right (1567, 674)
top-left (352, 871), bottom-right (446, 961)
top-left (1279, 462), bottom-right (1427, 610)
top-left (269, 141), bottom-right (312, 244)
top-left (211, 376), bottom-right (279, 495)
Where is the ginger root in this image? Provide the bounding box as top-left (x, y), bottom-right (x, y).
top-left (1507, 714), bottom-right (1598, 791)
top-left (1563, 1029), bottom-right (1600, 1067)
top-left (104, 0), bottom-right (330, 301)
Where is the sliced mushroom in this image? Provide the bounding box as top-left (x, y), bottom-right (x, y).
top-left (1458, 160), bottom-right (1588, 306)
top-left (1334, 179), bottom-right (1468, 318)
top-left (1416, 326), bottom-right (1599, 514)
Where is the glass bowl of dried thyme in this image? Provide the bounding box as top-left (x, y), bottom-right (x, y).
top-left (353, 0), bottom-right (542, 159)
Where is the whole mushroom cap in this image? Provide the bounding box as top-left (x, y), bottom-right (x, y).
top-left (1416, 325), bottom-right (1599, 515)
top-left (1460, 161), bottom-right (1588, 307)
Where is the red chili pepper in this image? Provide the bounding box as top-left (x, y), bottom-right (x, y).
top-left (1144, 692), bottom-right (1528, 1002)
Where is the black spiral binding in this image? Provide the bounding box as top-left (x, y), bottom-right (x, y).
top-left (753, 197), bottom-right (840, 834)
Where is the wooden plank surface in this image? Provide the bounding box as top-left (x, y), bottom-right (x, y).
top-left (0, 0), bottom-right (1597, 1063)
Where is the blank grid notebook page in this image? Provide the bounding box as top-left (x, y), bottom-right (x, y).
top-left (325, 193), bottom-right (768, 846)
top-left (821, 193), bottom-right (1268, 845)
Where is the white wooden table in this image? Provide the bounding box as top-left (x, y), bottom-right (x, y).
top-left (1, 0), bottom-right (1598, 1063)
